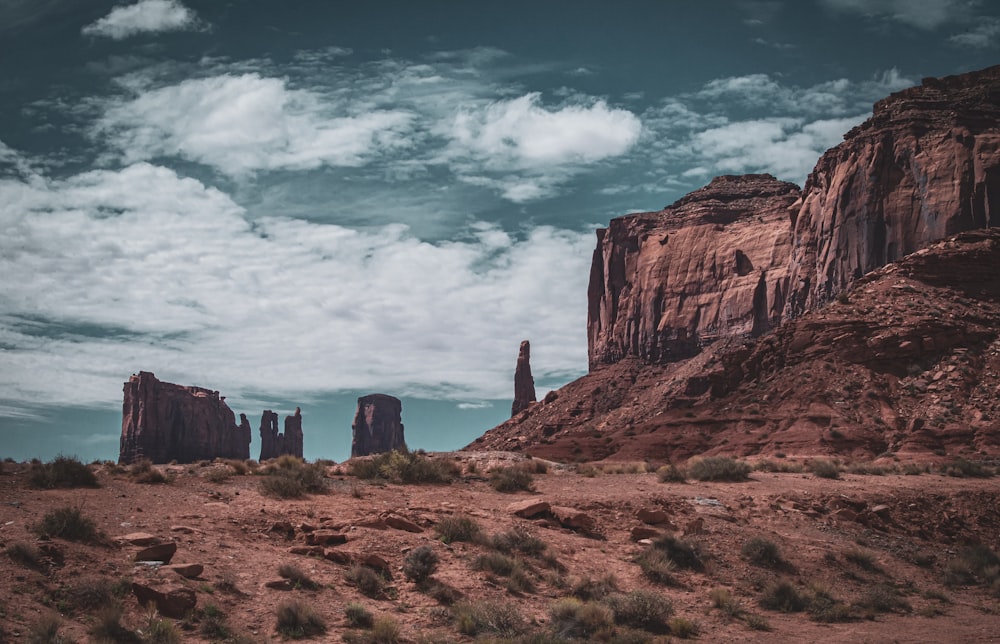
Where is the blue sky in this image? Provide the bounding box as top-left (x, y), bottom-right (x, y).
top-left (1, 0), bottom-right (998, 462)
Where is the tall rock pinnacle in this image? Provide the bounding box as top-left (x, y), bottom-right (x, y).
top-left (259, 407), bottom-right (304, 461)
top-left (512, 340), bottom-right (537, 416)
top-left (351, 394), bottom-right (406, 457)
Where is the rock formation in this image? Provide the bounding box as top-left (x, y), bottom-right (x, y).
top-left (512, 340), bottom-right (537, 416)
top-left (785, 65), bottom-right (1000, 317)
top-left (119, 371), bottom-right (251, 464)
top-left (351, 394), bottom-right (406, 457)
top-left (588, 174), bottom-right (800, 368)
top-left (259, 407), bottom-right (304, 461)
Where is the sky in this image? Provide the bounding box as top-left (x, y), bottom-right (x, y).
top-left (1, 0), bottom-right (998, 463)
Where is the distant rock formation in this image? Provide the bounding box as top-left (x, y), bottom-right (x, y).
top-left (512, 340), bottom-right (537, 416)
top-left (351, 394), bottom-right (406, 457)
top-left (588, 174), bottom-right (800, 368)
top-left (119, 371), bottom-right (251, 464)
top-left (259, 407), bottom-right (304, 461)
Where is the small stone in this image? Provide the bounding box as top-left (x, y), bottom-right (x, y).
top-left (264, 579), bottom-right (294, 590)
top-left (384, 515), bottom-right (424, 533)
top-left (162, 563), bottom-right (203, 579)
top-left (507, 498), bottom-right (551, 519)
top-left (636, 509), bottom-right (673, 526)
top-left (305, 530), bottom-right (347, 546)
top-left (323, 550), bottom-right (354, 565)
top-left (119, 532), bottom-right (160, 546)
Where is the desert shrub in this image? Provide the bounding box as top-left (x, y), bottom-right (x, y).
top-left (668, 616), bottom-right (699, 638)
top-left (807, 586), bottom-right (856, 623)
top-left (656, 463), bottom-right (687, 482)
top-left (29, 456), bottom-right (99, 489)
top-left (941, 458), bottom-right (993, 478)
top-left (224, 459), bottom-right (249, 475)
top-left (846, 462), bottom-right (890, 475)
top-left (901, 463), bottom-right (928, 475)
top-left (213, 569), bottom-right (240, 594)
top-left (434, 514), bottom-right (481, 544)
top-left (744, 613), bottom-right (771, 631)
top-left (809, 459), bottom-right (841, 479)
top-left (279, 563), bottom-right (320, 590)
top-left (348, 450), bottom-right (458, 484)
top-left (34, 506), bottom-right (99, 542)
top-left (345, 603), bottom-right (374, 628)
top-left (571, 574), bottom-right (618, 601)
top-left (473, 551), bottom-right (535, 593)
top-left (635, 548), bottom-right (676, 585)
top-left (489, 466), bottom-right (535, 492)
top-left (453, 600), bottom-right (523, 637)
top-left (855, 583), bottom-right (911, 614)
top-left (843, 547), bottom-right (881, 572)
top-left (754, 459), bottom-right (804, 473)
top-left (651, 534), bottom-right (704, 571)
top-left (129, 459), bottom-right (169, 484)
top-left (143, 611), bottom-right (181, 644)
top-left (491, 526), bottom-right (547, 556)
top-left (759, 579), bottom-right (805, 612)
top-left (88, 604), bottom-right (140, 643)
top-left (204, 467), bottom-right (231, 483)
top-left (6, 541), bottom-right (44, 570)
top-left (195, 604), bottom-right (232, 640)
top-left (403, 545), bottom-right (439, 583)
top-left (709, 588), bottom-right (742, 618)
top-left (259, 458), bottom-right (326, 498)
top-left (548, 597), bottom-right (614, 639)
top-left (28, 613), bottom-right (68, 644)
top-left (57, 576), bottom-right (120, 613)
top-left (276, 599), bottom-right (327, 638)
top-left (368, 615), bottom-right (401, 643)
top-left (686, 456), bottom-right (751, 482)
top-left (742, 537), bottom-right (784, 568)
top-left (603, 589), bottom-right (673, 633)
top-left (346, 564), bottom-right (389, 599)
top-left (944, 544), bottom-right (1000, 588)
top-left (424, 579), bottom-right (464, 605)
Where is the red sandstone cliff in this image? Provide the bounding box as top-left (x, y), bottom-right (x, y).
top-left (119, 371), bottom-right (251, 464)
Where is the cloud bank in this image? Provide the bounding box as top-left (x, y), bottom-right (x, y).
top-left (82, 0), bottom-right (203, 39)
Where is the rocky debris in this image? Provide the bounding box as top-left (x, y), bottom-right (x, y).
top-left (289, 546), bottom-right (324, 556)
top-left (162, 563), bottom-right (203, 578)
top-left (384, 515), bottom-right (424, 533)
top-left (550, 506), bottom-right (599, 537)
top-left (118, 532), bottom-right (159, 546)
top-left (131, 582), bottom-right (196, 618)
top-left (636, 508), bottom-right (676, 529)
top-left (512, 340), bottom-right (537, 416)
top-left (588, 174), bottom-right (800, 368)
top-left (264, 579), bottom-right (294, 590)
top-left (119, 371), bottom-right (251, 464)
top-left (351, 394), bottom-right (406, 457)
top-left (630, 526), bottom-right (662, 541)
top-left (135, 541), bottom-right (176, 563)
top-left (508, 498), bottom-right (551, 518)
top-left (259, 408), bottom-right (304, 461)
top-left (304, 530), bottom-right (347, 546)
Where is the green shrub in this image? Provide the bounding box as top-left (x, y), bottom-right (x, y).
top-left (754, 459), bottom-right (804, 473)
top-left (759, 579), bottom-right (805, 612)
top-left (345, 603), bottom-right (374, 628)
top-left (348, 450), bottom-right (459, 484)
top-left (453, 600), bottom-right (523, 637)
top-left (651, 534), bottom-right (704, 571)
top-left (941, 458), bottom-right (993, 478)
top-left (686, 456), bottom-right (751, 481)
top-left (656, 464), bottom-right (687, 482)
top-left (29, 456), bottom-right (99, 489)
top-left (434, 514), bottom-right (481, 544)
top-left (473, 551), bottom-right (519, 577)
top-left (276, 599), bottom-right (327, 638)
top-left (944, 544), bottom-right (1000, 588)
top-left (196, 604), bottom-right (232, 640)
top-left (571, 574), bottom-right (618, 601)
top-left (635, 548), bottom-right (676, 585)
top-left (278, 563), bottom-right (320, 590)
top-left (668, 616), bottom-right (699, 638)
top-left (143, 612), bottom-right (181, 644)
top-left (6, 541), bottom-right (44, 570)
top-left (57, 576), bottom-right (121, 613)
top-left (742, 537), bottom-right (784, 568)
top-left (87, 604), bottom-right (139, 642)
top-left (744, 613), bottom-right (771, 631)
top-left (259, 458), bottom-right (326, 498)
top-left (809, 459), bottom-right (841, 479)
top-left (491, 527), bottom-right (547, 556)
top-left (807, 586), bottom-right (856, 623)
top-left (709, 588), bottom-right (742, 618)
top-left (346, 564), bottom-right (389, 599)
top-left (34, 506), bottom-right (99, 542)
top-left (130, 459), bottom-right (169, 484)
top-left (843, 547), bottom-right (881, 572)
top-left (855, 583), bottom-right (911, 614)
top-left (489, 466), bottom-right (535, 492)
top-left (28, 613), bottom-right (69, 644)
top-left (403, 545), bottom-right (439, 583)
top-left (603, 589), bottom-right (673, 633)
top-left (549, 597), bottom-right (614, 639)
top-left (368, 615), bottom-right (401, 643)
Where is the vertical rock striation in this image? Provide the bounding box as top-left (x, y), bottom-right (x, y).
top-left (511, 340), bottom-right (537, 416)
top-left (258, 407), bottom-right (304, 461)
top-left (119, 371), bottom-right (251, 464)
top-left (351, 394), bottom-right (406, 457)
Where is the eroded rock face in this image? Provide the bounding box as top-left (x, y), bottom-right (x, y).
top-left (512, 340), bottom-right (537, 416)
top-left (259, 407), bottom-right (304, 461)
top-left (351, 394), bottom-right (406, 457)
top-left (784, 65), bottom-right (1000, 317)
top-left (588, 174), bottom-right (800, 368)
top-left (119, 372), bottom-right (251, 465)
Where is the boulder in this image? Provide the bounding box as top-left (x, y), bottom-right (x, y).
top-left (135, 542), bottom-right (177, 563)
top-left (550, 506), bottom-right (597, 535)
top-left (384, 515), bottom-right (424, 533)
top-left (511, 340), bottom-right (537, 416)
top-left (162, 563), bottom-right (203, 578)
top-left (351, 394), bottom-right (406, 457)
top-left (132, 582), bottom-right (196, 618)
top-left (305, 530), bottom-right (347, 546)
top-left (630, 526), bottom-right (662, 541)
top-left (636, 509), bottom-right (673, 526)
top-left (119, 532), bottom-right (159, 546)
top-left (507, 498), bottom-right (551, 519)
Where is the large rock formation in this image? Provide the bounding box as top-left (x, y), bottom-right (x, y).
top-left (259, 407), bottom-right (304, 461)
top-left (119, 371), bottom-right (251, 464)
top-left (785, 65), bottom-right (1000, 317)
top-left (351, 394), bottom-right (406, 457)
top-left (588, 174), bottom-right (800, 368)
top-left (512, 340), bottom-right (537, 416)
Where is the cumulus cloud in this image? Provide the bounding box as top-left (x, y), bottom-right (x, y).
top-left (96, 73), bottom-right (416, 176)
top-left (0, 161), bottom-right (594, 414)
top-left (82, 0), bottom-right (203, 39)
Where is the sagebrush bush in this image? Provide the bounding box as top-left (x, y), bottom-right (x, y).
top-left (34, 506), bottom-right (99, 542)
top-left (855, 583), bottom-right (911, 615)
top-left (656, 464), bottom-right (686, 482)
top-left (29, 456), bottom-right (99, 489)
top-left (686, 456), bottom-right (751, 482)
top-left (944, 544), bottom-right (1000, 589)
top-left (709, 588), bottom-right (742, 618)
top-left (196, 604), bottom-right (232, 640)
top-left (807, 585), bottom-right (856, 623)
top-left (28, 613), bottom-right (67, 644)
top-left (453, 600), bottom-right (524, 637)
top-left (276, 599), bottom-right (327, 639)
top-left (759, 579), bottom-right (805, 613)
top-left (348, 450), bottom-right (459, 484)
top-left (259, 457), bottom-right (326, 498)
top-left (549, 597), bottom-right (614, 639)
top-left (488, 465), bottom-right (535, 492)
top-left (130, 459), bottom-right (169, 484)
top-left (742, 537), bottom-right (784, 568)
top-left (668, 616), bottom-right (699, 638)
top-left (809, 459), bottom-right (841, 479)
top-left (403, 545), bottom-right (439, 583)
top-left (6, 541), bottom-right (44, 570)
top-left (843, 547), bottom-right (880, 572)
top-left (651, 534), bottom-right (704, 571)
top-left (603, 589), bottom-right (673, 633)
top-left (346, 565), bottom-right (389, 599)
top-left (491, 526), bottom-right (547, 556)
top-left (369, 615), bottom-right (401, 643)
top-left (635, 548), bottom-right (676, 585)
top-left (571, 574), bottom-right (618, 601)
top-left (434, 514), bottom-right (481, 544)
top-left (345, 603), bottom-right (374, 628)
top-left (278, 563), bottom-right (320, 590)
top-left (941, 458), bottom-right (993, 478)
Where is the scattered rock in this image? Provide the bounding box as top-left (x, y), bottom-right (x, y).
top-left (508, 498), bottom-right (551, 519)
top-left (684, 518), bottom-right (706, 535)
top-left (289, 546), bottom-right (325, 556)
top-left (384, 515), bottom-right (423, 533)
top-left (550, 506), bottom-right (598, 536)
top-left (132, 582), bottom-right (196, 618)
top-left (162, 563), bottom-right (203, 578)
top-left (119, 532), bottom-right (160, 546)
top-left (264, 579), bottom-right (295, 590)
top-left (305, 530), bottom-right (347, 546)
top-left (630, 526), bottom-right (662, 541)
top-left (135, 542), bottom-right (177, 563)
top-left (636, 508), bottom-right (674, 526)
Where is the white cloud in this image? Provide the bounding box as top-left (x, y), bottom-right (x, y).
top-left (949, 18), bottom-right (1000, 47)
top-left (96, 73), bottom-right (416, 176)
top-left (0, 162), bottom-right (594, 414)
top-left (819, 0), bottom-right (973, 29)
top-left (82, 0), bottom-right (203, 39)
